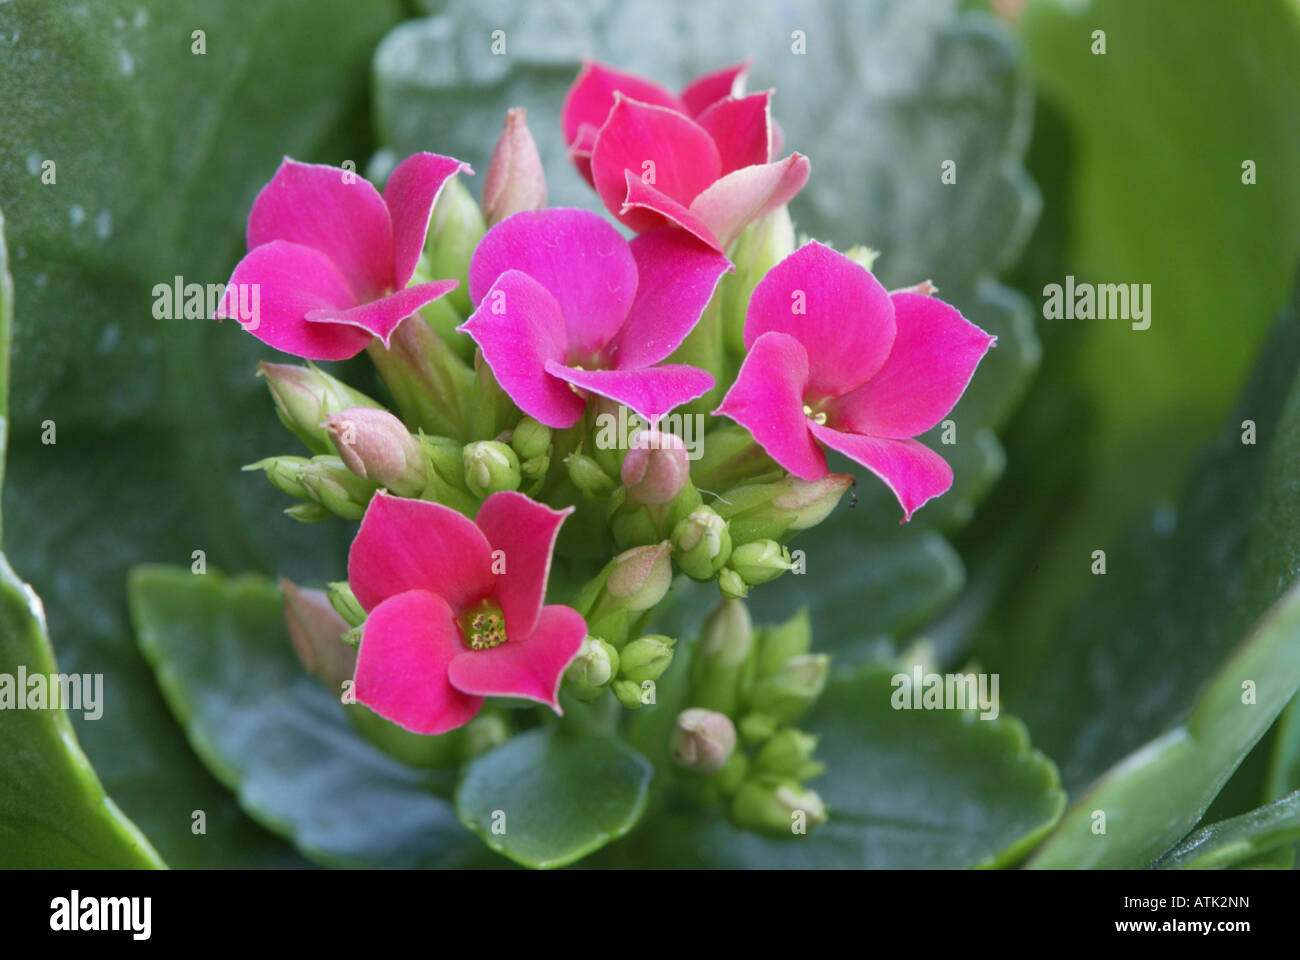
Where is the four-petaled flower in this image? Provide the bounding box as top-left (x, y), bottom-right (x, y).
top-left (218, 153), bottom-right (469, 361)
top-left (348, 490), bottom-right (587, 734)
top-left (459, 208), bottom-right (732, 429)
top-left (715, 242), bottom-right (995, 522)
top-left (561, 60), bottom-right (809, 252)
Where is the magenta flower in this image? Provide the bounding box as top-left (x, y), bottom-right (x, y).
top-left (459, 208), bottom-right (732, 429)
top-left (218, 153), bottom-right (470, 361)
top-left (714, 243), bottom-right (995, 521)
top-left (349, 491), bottom-right (587, 734)
top-left (561, 60), bottom-right (809, 252)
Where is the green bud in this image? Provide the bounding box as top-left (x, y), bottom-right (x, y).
top-left (298, 456), bottom-right (378, 520)
top-left (463, 440), bottom-right (521, 498)
top-left (737, 711), bottom-right (778, 745)
top-left (425, 174), bottom-right (486, 317)
top-left (619, 635), bottom-right (676, 684)
top-left (715, 472), bottom-right (854, 544)
top-left (244, 455), bottom-right (313, 499)
top-left (612, 678), bottom-right (650, 710)
top-left (747, 653), bottom-right (829, 724)
top-left (671, 708), bottom-right (737, 774)
top-left (564, 636), bottom-right (620, 701)
top-left (843, 244), bottom-right (881, 272)
top-left (731, 779), bottom-right (827, 836)
top-left (258, 361), bottom-right (381, 454)
top-left (751, 728), bottom-right (824, 780)
top-left (565, 450), bottom-right (616, 499)
top-left (510, 416), bottom-right (552, 462)
top-left (722, 206), bottom-right (795, 355)
top-left (341, 623), bottom-right (363, 648)
top-left (459, 712), bottom-right (511, 760)
top-left (729, 539), bottom-right (793, 586)
top-left (326, 581), bottom-right (366, 628)
top-left (717, 567), bottom-right (749, 599)
top-left (285, 502), bottom-right (332, 524)
top-left (756, 607), bottom-right (812, 677)
top-left (671, 506), bottom-right (733, 580)
top-left (713, 750), bottom-right (750, 796)
top-left (602, 541), bottom-right (673, 613)
top-left (690, 599), bottom-right (755, 716)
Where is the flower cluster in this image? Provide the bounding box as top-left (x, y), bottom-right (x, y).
top-left (226, 61), bottom-right (993, 837)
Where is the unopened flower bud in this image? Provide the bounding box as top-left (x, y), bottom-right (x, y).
top-left (612, 678), bottom-right (649, 710)
top-left (298, 456), bottom-right (378, 520)
top-left (604, 541), bottom-right (673, 612)
top-left (671, 708), bottom-right (737, 774)
top-left (843, 244), bottom-right (880, 272)
top-left (482, 107), bottom-right (547, 226)
top-left (622, 428), bottom-right (690, 505)
top-left (565, 451), bottom-right (616, 499)
top-left (460, 712), bottom-right (510, 760)
top-left (244, 455), bottom-right (313, 499)
top-left (281, 579), bottom-right (355, 693)
top-left (723, 206), bottom-right (795, 354)
top-left (731, 779), bottom-right (827, 835)
top-left (510, 416), bottom-right (552, 462)
top-left (756, 607), bottom-right (812, 677)
top-left (324, 407), bottom-right (426, 496)
top-left (672, 506), bottom-right (732, 580)
top-left (564, 636), bottom-right (620, 701)
top-left (619, 635), bottom-right (676, 683)
top-left (425, 173), bottom-right (485, 317)
top-left (326, 581), bottom-right (366, 628)
top-left (258, 361), bottom-right (381, 454)
top-left (285, 502), bottom-right (332, 523)
top-left (751, 728), bottom-right (823, 780)
top-left (716, 472), bottom-right (854, 544)
top-left (748, 653), bottom-right (829, 724)
top-left (717, 567), bottom-right (749, 599)
top-left (690, 599), bottom-right (755, 715)
top-left (463, 440), bottom-right (521, 498)
top-left (729, 539), bottom-right (793, 586)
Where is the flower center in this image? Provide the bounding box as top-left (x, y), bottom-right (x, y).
top-left (459, 599), bottom-right (508, 650)
top-left (802, 401), bottom-right (829, 426)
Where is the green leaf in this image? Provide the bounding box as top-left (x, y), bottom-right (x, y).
top-left (619, 661), bottom-right (1064, 868)
top-left (1027, 578), bottom-right (1300, 869)
top-left (372, 0), bottom-right (1041, 644)
top-left (0, 0), bottom-right (404, 866)
top-left (1155, 790), bottom-right (1300, 870)
top-left (128, 564), bottom-right (491, 868)
top-left (456, 727), bottom-right (653, 869)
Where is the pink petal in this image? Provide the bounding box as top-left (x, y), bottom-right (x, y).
top-left (468, 208), bottom-right (638, 361)
top-left (447, 605), bottom-right (587, 713)
top-left (607, 228), bottom-right (734, 369)
top-left (808, 423), bottom-right (953, 523)
top-left (354, 590), bottom-right (483, 735)
top-left (217, 240), bottom-right (370, 361)
top-left (591, 96), bottom-right (722, 228)
top-left (475, 492), bottom-right (572, 640)
top-left (568, 122), bottom-right (600, 188)
top-left (830, 292), bottom-right (996, 439)
top-left (695, 92), bottom-right (773, 173)
top-left (744, 241), bottom-right (896, 399)
top-left (689, 152), bottom-right (810, 251)
top-left (546, 361), bottom-right (715, 424)
top-left (713, 331), bottom-right (826, 480)
top-left (348, 491), bottom-right (495, 614)
top-left (680, 60), bottom-right (750, 116)
top-left (305, 280), bottom-right (458, 348)
top-left (621, 172), bottom-right (724, 250)
top-left (458, 270), bottom-right (587, 429)
top-left (247, 158), bottom-right (394, 301)
top-left (383, 152), bottom-right (472, 288)
top-left (561, 61), bottom-right (685, 147)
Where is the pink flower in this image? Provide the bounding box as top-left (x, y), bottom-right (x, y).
top-left (348, 491), bottom-right (587, 735)
top-left (714, 243), bottom-right (995, 522)
top-left (561, 60), bottom-right (808, 252)
top-left (459, 208), bottom-right (732, 429)
top-left (218, 154), bottom-right (470, 361)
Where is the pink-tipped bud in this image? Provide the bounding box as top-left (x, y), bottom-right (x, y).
top-left (621, 428), bottom-right (690, 505)
top-left (482, 107), bottom-right (547, 226)
top-left (323, 407), bottom-right (426, 497)
top-left (671, 708), bottom-right (737, 775)
top-left (281, 579), bottom-right (356, 693)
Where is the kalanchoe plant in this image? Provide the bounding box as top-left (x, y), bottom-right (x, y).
top-left (220, 59), bottom-right (992, 864)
